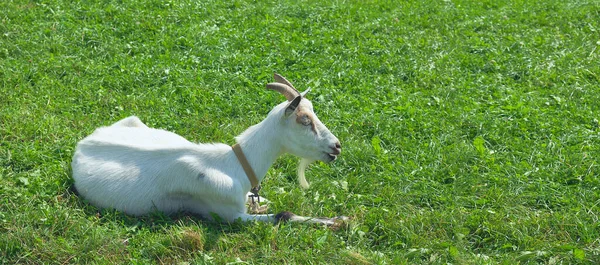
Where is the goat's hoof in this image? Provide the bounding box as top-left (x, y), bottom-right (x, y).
top-left (328, 216), bottom-right (350, 230)
top-left (275, 211), bottom-right (296, 223)
top-left (333, 216), bottom-right (349, 222)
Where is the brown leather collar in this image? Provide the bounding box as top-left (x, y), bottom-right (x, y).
top-left (232, 143), bottom-right (260, 191)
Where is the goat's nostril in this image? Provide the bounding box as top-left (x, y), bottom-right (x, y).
top-left (330, 142), bottom-right (342, 156)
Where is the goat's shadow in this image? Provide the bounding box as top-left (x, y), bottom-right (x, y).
top-left (64, 177), bottom-right (256, 253)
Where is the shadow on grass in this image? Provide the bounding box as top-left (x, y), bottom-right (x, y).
top-left (63, 178), bottom-right (266, 254)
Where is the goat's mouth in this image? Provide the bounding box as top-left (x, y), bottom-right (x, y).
top-left (326, 153), bottom-right (337, 162)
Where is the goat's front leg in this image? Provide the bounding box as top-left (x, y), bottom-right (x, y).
top-left (274, 211), bottom-right (349, 226)
top-left (235, 213), bottom-right (277, 223)
top-left (235, 212), bottom-right (348, 226)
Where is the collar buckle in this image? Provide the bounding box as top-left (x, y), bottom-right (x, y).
top-left (249, 185), bottom-right (262, 204)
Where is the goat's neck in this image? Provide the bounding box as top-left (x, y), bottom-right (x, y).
top-left (234, 118), bottom-right (283, 184)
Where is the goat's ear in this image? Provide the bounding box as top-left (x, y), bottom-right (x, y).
top-left (285, 96), bottom-right (302, 117)
top-left (300, 87), bottom-right (311, 97)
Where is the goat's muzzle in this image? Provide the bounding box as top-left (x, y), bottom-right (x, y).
top-left (326, 142), bottom-right (342, 162)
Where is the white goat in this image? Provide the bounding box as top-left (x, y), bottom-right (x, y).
top-left (72, 74), bottom-right (346, 225)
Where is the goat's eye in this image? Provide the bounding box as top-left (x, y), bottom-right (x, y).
top-left (299, 115), bottom-right (312, 126)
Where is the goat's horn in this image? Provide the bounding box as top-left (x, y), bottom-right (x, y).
top-left (266, 83), bottom-right (300, 102)
top-left (274, 73), bottom-right (297, 90)
top-left (300, 87), bottom-right (311, 97)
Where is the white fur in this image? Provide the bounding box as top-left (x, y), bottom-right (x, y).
top-left (72, 96), bottom-right (342, 224)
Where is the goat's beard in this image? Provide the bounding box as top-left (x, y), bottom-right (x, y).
top-left (298, 158), bottom-right (315, 189)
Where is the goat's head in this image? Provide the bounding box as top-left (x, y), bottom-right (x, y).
top-left (267, 73), bottom-right (341, 163)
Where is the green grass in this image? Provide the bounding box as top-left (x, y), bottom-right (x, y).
top-left (1, 0), bottom-right (600, 263)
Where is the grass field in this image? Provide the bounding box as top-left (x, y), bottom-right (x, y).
top-left (1, 0), bottom-right (600, 263)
